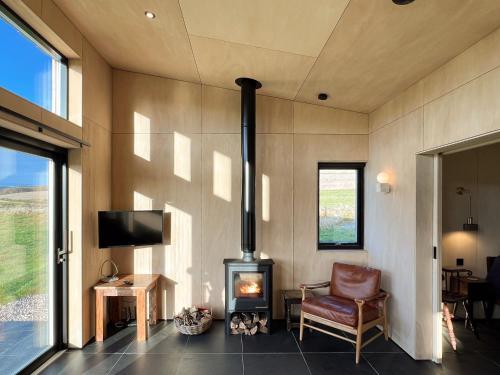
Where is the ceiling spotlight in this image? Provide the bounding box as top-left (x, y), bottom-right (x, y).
top-left (145, 11), bottom-right (156, 19)
top-left (318, 93), bottom-right (328, 101)
top-left (392, 0), bottom-right (415, 5)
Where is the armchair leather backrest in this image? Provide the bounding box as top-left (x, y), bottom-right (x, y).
top-left (330, 263), bottom-right (381, 300)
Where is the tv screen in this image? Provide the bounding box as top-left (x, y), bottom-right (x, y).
top-left (98, 210), bottom-right (164, 248)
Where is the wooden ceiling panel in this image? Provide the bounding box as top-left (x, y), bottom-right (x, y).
top-left (190, 36), bottom-right (315, 99)
top-left (296, 0), bottom-right (500, 112)
top-left (54, 0), bottom-right (199, 83)
top-left (179, 0), bottom-right (349, 57)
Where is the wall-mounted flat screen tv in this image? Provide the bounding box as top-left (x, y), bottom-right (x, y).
top-left (98, 210), bottom-right (164, 248)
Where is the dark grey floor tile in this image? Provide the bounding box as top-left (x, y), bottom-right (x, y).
top-left (305, 353), bottom-right (375, 375)
top-left (243, 329), bottom-right (299, 353)
top-left (125, 330), bottom-right (188, 354)
top-left (176, 353), bottom-right (243, 375)
top-left (442, 351), bottom-right (500, 374)
top-left (244, 353), bottom-right (310, 375)
top-left (364, 353), bottom-right (442, 375)
top-left (185, 321), bottom-right (242, 353)
top-left (39, 352), bottom-right (121, 375)
top-left (83, 327), bottom-right (136, 354)
top-left (442, 320), bottom-right (500, 353)
top-left (358, 328), bottom-right (403, 353)
top-left (477, 351), bottom-right (500, 366)
top-left (109, 353), bottom-right (181, 375)
top-left (294, 329), bottom-right (354, 353)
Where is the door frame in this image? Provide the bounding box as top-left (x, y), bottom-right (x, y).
top-left (0, 128), bottom-right (68, 374)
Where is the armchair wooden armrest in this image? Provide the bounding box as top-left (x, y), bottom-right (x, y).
top-left (300, 281), bottom-right (330, 290)
top-left (299, 281), bottom-right (330, 300)
top-left (354, 291), bottom-right (389, 304)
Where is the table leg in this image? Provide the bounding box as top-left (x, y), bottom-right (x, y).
top-left (137, 290), bottom-right (148, 341)
top-left (96, 290), bottom-right (106, 342)
top-left (151, 283), bottom-right (158, 325)
top-left (286, 301), bottom-right (291, 332)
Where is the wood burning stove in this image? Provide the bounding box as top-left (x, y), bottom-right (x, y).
top-left (223, 77), bottom-right (274, 335)
top-left (224, 259), bottom-right (273, 334)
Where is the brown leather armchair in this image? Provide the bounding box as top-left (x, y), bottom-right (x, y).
top-left (299, 263), bottom-right (389, 364)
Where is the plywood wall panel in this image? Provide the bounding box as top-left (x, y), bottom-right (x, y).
top-left (365, 109), bottom-right (423, 355)
top-left (256, 134), bottom-right (293, 317)
top-left (293, 134), bottom-right (369, 288)
top-left (82, 39), bottom-right (112, 131)
top-left (201, 134), bottom-right (241, 317)
top-left (423, 66), bottom-right (500, 150)
top-left (294, 102), bottom-right (368, 134)
top-left (369, 82), bottom-right (423, 133)
top-left (112, 132), bottom-right (202, 318)
top-left (423, 27), bottom-right (500, 105)
top-left (257, 95), bottom-right (293, 134)
top-left (202, 86), bottom-right (239, 134)
top-left (113, 70), bottom-right (201, 134)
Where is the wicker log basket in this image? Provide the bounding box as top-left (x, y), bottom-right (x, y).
top-left (174, 307), bottom-right (212, 335)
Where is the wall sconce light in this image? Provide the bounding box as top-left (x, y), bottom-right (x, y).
top-left (376, 172), bottom-right (391, 193)
top-left (456, 187), bottom-right (478, 231)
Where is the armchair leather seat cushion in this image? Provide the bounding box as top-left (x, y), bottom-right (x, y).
top-left (302, 295), bottom-right (380, 327)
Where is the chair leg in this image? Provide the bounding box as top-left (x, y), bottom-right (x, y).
top-left (355, 327), bottom-right (362, 364)
top-left (299, 311), bottom-right (304, 341)
top-left (443, 303), bottom-right (457, 351)
top-left (383, 313), bottom-right (389, 341)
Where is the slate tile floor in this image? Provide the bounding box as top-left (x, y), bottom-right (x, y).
top-left (37, 319), bottom-right (500, 375)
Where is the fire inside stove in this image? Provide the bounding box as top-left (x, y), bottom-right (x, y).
top-left (234, 272), bottom-right (264, 299)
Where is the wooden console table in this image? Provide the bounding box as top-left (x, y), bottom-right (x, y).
top-left (94, 274), bottom-right (160, 342)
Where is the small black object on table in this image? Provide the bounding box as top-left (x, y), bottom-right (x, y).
top-left (282, 289), bottom-right (314, 331)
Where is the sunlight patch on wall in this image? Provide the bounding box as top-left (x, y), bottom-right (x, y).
top-left (134, 247), bottom-right (153, 274)
top-left (174, 132), bottom-right (191, 182)
top-left (164, 203), bottom-right (193, 315)
top-left (213, 151), bottom-right (232, 202)
top-left (133, 112), bottom-right (151, 161)
top-left (262, 174), bottom-right (270, 222)
top-left (133, 191), bottom-right (152, 210)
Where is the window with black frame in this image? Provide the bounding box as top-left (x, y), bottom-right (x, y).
top-left (0, 3), bottom-right (68, 118)
top-left (318, 162), bottom-right (365, 250)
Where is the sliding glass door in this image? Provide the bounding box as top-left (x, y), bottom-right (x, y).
top-left (0, 132), bottom-right (66, 375)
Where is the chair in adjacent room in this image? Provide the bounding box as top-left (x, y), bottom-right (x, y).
top-left (299, 263), bottom-right (389, 364)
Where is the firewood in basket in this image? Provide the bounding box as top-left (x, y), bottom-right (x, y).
top-left (259, 318), bottom-right (268, 327)
top-left (239, 322), bottom-right (246, 330)
top-left (250, 325), bottom-right (258, 335)
top-left (259, 325), bottom-right (268, 334)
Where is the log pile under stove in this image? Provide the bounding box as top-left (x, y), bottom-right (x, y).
top-left (230, 312), bottom-right (268, 335)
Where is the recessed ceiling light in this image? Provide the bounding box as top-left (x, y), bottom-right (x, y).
top-left (145, 11), bottom-right (156, 19)
top-left (318, 93), bottom-right (328, 101)
top-left (392, 0), bottom-right (415, 5)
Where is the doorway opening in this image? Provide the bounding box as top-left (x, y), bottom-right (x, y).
top-left (439, 142), bottom-right (500, 368)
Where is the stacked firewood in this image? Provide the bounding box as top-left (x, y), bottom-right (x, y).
top-left (174, 307), bottom-right (212, 326)
top-left (230, 312), bottom-right (268, 335)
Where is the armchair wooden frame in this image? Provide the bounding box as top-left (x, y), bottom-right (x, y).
top-left (299, 281), bottom-right (389, 364)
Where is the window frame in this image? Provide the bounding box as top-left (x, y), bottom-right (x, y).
top-left (0, 2), bottom-right (68, 118)
top-left (317, 162), bottom-right (365, 250)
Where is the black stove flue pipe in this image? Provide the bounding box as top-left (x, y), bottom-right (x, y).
top-left (235, 77), bottom-right (262, 262)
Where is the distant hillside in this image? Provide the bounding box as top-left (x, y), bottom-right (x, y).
top-left (0, 186), bottom-right (47, 195)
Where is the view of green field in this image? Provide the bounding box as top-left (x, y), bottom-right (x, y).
top-left (0, 191), bottom-right (48, 305)
top-left (319, 188), bottom-right (357, 244)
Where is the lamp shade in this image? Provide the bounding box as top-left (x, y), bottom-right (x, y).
top-left (376, 172), bottom-right (389, 184)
